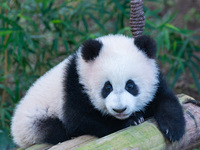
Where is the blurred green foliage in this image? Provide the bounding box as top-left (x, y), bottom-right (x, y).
top-left (0, 0), bottom-right (199, 148)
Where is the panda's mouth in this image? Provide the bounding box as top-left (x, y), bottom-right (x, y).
top-left (115, 113), bottom-right (130, 120)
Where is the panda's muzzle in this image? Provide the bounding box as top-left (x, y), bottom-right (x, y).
top-left (112, 107), bottom-right (127, 113)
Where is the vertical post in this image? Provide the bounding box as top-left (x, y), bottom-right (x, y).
top-left (130, 0), bottom-right (145, 38)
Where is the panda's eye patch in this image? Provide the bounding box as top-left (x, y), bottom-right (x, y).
top-left (102, 81), bottom-right (113, 98)
top-left (125, 80), bottom-right (139, 96)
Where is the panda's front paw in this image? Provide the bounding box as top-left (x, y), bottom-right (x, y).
top-left (156, 114), bottom-right (185, 141)
top-left (125, 111), bottom-right (144, 127)
top-left (159, 123), bottom-right (185, 142)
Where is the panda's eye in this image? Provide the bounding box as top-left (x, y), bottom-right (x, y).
top-left (105, 84), bottom-right (112, 91)
top-left (126, 82), bottom-right (134, 89)
top-left (125, 80), bottom-right (139, 96)
top-left (102, 81), bottom-right (113, 98)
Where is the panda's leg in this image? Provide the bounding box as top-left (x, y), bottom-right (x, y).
top-left (34, 117), bottom-right (68, 145)
top-left (153, 74), bottom-right (185, 141)
top-left (11, 104), bottom-right (68, 148)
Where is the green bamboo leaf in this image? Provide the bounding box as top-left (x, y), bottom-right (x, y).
top-left (171, 68), bottom-right (182, 88)
top-left (166, 66), bottom-right (176, 81)
top-left (177, 39), bottom-right (189, 58)
top-left (158, 12), bottom-right (177, 29)
top-left (82, 16), bottom-right (88, 32)
top-left (18, 14), bottom-right (32, 22)
top-left (166, 24), bottom-right (180, 32)
top-left (24, 33), bottom-right (34, 50)
top-left (111, 0), bottom-right (126, 15)
top-left (14, 77), bottom-right (20, 103)
top-left (190, 60), bottom-right (200, 76)
top-left (50, 20), bottom-right (62, 24)
top-left (87, 12), bottom-right (107, 32)
top-left (192, 55), bottom-right (200, 64)
top-left (0, 128), bottom-right (16, 149)
top-left (17, 33), bottom-right (23, 63)
top-left (145, 20), bottom-right (157, 28)
top-left (178, 58), bottom-right (185, 72)
top-left (114, 15), bottom-right (120, 33)
top-left (0, 84), bottom-right (14, 100)
top-left (117, 27), bottom-right (131, 34)
top-left (164, 29), bottom-right (170, 49)
top-left (1, 109), bottom-right (5, 127)
top-left (0, 15), bottom-right (22, 29)
top-left (52, 38), bottom-right (58, 53)
top-left (189, 42), bottom-right (200, 52)
top-left (0, 75), bottom-right (6, 82)
top-left (144, 8), bottom-right (161, 19)
top-left (99, 1), bottom-right (105, 19)
top-left (1, 32), bottom-right (13, 53)
top-left (156, 31), bottom-right (164, 51)
top-left (4, 106), bottom-right (12, 119)
top-left (0, 30), bottom-right (12, 36)
top-left (166, 24), bottom-right (194, 35)
top-left (0, 2), bottom-right (10, 10)
top-left (43, 20), bottom-right (51, 30)
top-left (172, 41), bottom-right (177, 52)
top-left (62, 36), bottom-right (69, 54)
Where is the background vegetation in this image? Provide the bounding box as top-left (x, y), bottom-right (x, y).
top-left (0, 0), bottom-right (199, 149)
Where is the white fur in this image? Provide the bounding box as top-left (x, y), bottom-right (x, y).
top-left (11, 58), bottom-right (70, 148)
top-left (77, 34), bottom-right (159, 119)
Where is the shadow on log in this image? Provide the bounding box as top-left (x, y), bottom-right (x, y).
top-left (22, 94), bottom-right (200, 150)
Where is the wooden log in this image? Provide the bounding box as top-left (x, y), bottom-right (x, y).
top-left (22, 94), bottom-right (200, 150)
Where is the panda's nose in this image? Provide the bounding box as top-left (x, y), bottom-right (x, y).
top-left (113, 107), bottom-right (127, 113)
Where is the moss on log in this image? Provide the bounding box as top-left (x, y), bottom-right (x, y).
top-left (20, 94), bottom-right (200, 150)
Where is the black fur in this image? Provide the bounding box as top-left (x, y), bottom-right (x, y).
top-left (150, 73), bottom-right (185, 141)
top-left (134, 35), bottom-right (157, 59)
top-left (125, 80), bottom-right (139, 96)
top-left (144, 73), bottom-right (185, 141)
top-left (101, 81), bottom-right (113, 98)
top-left (35, 117), bottom-right (68, 144)
top-left (81, 39), bottom-right (102, 62)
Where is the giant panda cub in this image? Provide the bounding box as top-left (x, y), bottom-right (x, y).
top-left (11, 34), bottom-right (185, 148)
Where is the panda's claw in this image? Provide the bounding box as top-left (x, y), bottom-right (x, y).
top-left (134, 121), bottom-right (138, 125)
top-left (140, 117), bottom-right (144, 123)
top-left (125, 111), bottom-right (145, 127)
top-left (133, 113), bottom-right (145, 125)
top-left (166, 129), bottom-right (169, 135)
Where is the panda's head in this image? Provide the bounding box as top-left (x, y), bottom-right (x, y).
top-left (77, 34), bottom-right (159, 120)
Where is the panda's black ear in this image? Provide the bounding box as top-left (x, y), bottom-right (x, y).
top-left (81, 39), bottom-right (102, 62)
top-left (134, 35), bottom-right (157, 59)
